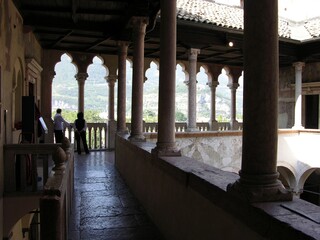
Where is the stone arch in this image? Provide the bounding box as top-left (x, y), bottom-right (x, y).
top-left (298, 168), bottom-right (319, 194)
top-left (216, 66), bottom-right (231, 121)
top-left (299, 168), bottom-right (320, 205)
top-left (61, 52), bottom-right (79, 73)
top-left (145, 60), bottom-right (159, 82)
top-left (236, 71), bottom-right (244, 122)
top-left (176, 62), bottom-right (188, 122)
top-left (144, 60), bottom-right (159, 122)
top-left (277, 165), bottom-right (297, 191)
top-left (52, 53), bottom-right (78, 111)
top-left (196, 65), bottom-right (211, 122)
top-left (85, 56), bottom-right (108, 113)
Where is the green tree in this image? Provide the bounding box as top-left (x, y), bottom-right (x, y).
top-left (176, 111), bottom-right (187, 122)
top-left (52, 109), bottom-right (105, 123)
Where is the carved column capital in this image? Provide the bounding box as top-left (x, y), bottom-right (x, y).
top-left (130, 16), bottom-right (149, 35)
top-left (75, 72), bottom-right (88, 83)
top-left (118, 41), bottom-right (129, 54)
top-left (293, 61), bottom-right (305, 71)
top-left (227, 82), bottom-right (240, 90)
top-left (188, 48), bottom-right (200, 61)
top-left (106, 75), bottom-right (117, 85)
top-left (207, 80), bottom-right (219, 89)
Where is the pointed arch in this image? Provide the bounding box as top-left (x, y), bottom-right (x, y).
top-left (144, 60), bottom-right (160, 122)
top-left (196, 65), bottom-right (211, 122)
top-left (52, 53), bottom-right (78, 112)
top-left (216, 66), bottom-right (231, 121)
top-left (86, 55), bottom-right (108, 114)
top-left (176, 62), bottom-right (188, 122)
top-left (236, 71), bottom-right (244, 122)
top-left (126, 59), bottom-right (133, 121)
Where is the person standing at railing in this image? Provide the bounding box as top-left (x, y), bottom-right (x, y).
top-left (53, 108), bottom-right (71, 143)
top-left (74, 112), bottom-right (90, 154)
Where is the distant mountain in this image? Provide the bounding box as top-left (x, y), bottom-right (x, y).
top-left (52, 56), bottom-right (242, 121)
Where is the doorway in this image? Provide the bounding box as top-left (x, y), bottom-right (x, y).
top-left (305, 94), bottom-right (319, 129)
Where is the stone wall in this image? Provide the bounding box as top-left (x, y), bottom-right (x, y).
top-left (116, 134), bottom-right (320, 240)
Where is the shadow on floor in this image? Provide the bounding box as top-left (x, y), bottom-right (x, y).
top-left (68, 151), bottom-right (165, 240)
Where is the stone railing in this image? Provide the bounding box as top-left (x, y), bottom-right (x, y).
top-left (125, 121), bottom-right (242, 133)
top-left (65, 123), bottom-right (107, 150)
top-left (3, 138), bottom-right (74, 240)
top-left (61, 121), bottom-right (242, 152)
top-left (40, 138), bottom-right (74, 240)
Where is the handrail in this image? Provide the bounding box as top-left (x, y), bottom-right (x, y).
top-left (40, 140), bottom-right (74, 240)
top-left (65, 122), bottom-right (107, 150)
top-left (61, 122), bottom-right (242, 152)
top-left (3, 139), bottom-right (74, 240)
top-left (4, 143), bottom-right (60, 192)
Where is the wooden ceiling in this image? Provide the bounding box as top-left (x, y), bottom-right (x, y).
top-left (12, 0), bottom-right (320, 67)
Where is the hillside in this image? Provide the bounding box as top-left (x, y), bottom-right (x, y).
top-left (52, 56), bottom-right (242, 122)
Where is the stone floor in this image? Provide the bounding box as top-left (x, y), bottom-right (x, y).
top-left (68, 151), bottom-right (165, 240)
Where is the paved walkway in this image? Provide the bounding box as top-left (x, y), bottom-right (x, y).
top-left (68, 151), bottom-right (164, 240)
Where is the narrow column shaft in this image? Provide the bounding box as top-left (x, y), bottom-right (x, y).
top-left (117, 42), bottom-right (129, 133)
top-left (107, 75), bottom-right (117, 121)
top-left (152, 0), bottom-right (180, 156)
top-left (229, 84), bottom-right (238, 124)
top-left (227, 0), bottom-right (292, 202)
top-left (75, 73), bottom-right (88, 113)
top-left (208, 80), bottom-right (219, 130)
top-left (129, 17), bottom-right (148, 141)
top-left (293, 62), bottom-right (305, 129)
top-left (186, 48), bottom-right (200, 132)
top-left (228, 69), bottom-right (242, 130)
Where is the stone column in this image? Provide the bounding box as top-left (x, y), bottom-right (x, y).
top-left (41, 70), bottom-right (55, 118)
top-left (227, 0), bottom-right (292, 202)
top-left (129, 17), bottom-right (148, 142)
top-left (106, 75), bottom-right (116, 121)
top-left (228, 82), bottom-right (239, 130)
top-left (75, 73), bottom-right (88, 113)
top-left (117, 41), bottom-right (129, 133)
top-left (292, 62), bottom-right (305, 129)
top-left (106, 75), bottom-right (117, 149)
top-left (186, 48), bottom-right (200, 132)
top-left (228, 68), bottom-right (242, 130)
top-left (152, 0), bottom-right (180, 156)
top-left (208, 80), bottom-right (219, 130)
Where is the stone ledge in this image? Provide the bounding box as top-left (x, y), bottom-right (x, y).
top-left (116, 135), bottom-right (320, 240)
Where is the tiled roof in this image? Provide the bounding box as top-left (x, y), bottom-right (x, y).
top-left (305, 18), bottom-right (320, 38)
top-left (176, 0), bottom-right (320, 41)
top-left (177, 0), bottom-right (243, 30)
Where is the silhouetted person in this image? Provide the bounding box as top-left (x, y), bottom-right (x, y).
top-left (53, 108), bottom-right (70, 143)
top-left (74, 112), bottom-right (89, 154)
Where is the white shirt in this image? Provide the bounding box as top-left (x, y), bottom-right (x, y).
top-left (53, 113), bottom-right (70, 131)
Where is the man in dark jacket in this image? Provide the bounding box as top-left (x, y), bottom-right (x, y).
top-left (74, 112), bottom-right (90, 154)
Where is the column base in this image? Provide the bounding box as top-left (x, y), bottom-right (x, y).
top-left (185, 127), bottom-right (198, 132)
top-left (117, 129), bottom-right (129, 135)
top-left (230, 119), bottom-right (240, 130)
top-left (209, 120), bottom-right (219, 131)
top-left (227, 172), bottom-right (293, 203)
top-left (151, 145), bottom-right (181, 157)
top-left (151, 142), bottom-right (181, 157)
top-left (292, 125), bottom-right (304, 130)
top-left (128, 133), bottom-right (146, 142)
